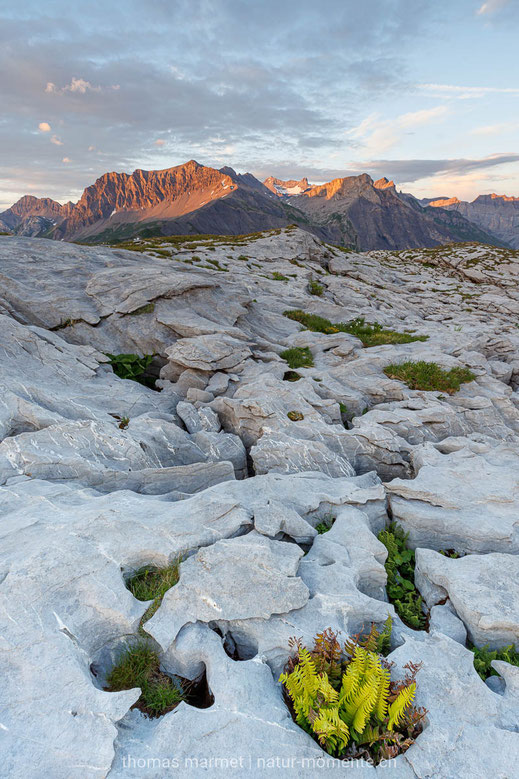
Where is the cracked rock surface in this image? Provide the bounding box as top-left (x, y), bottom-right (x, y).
top-left (1, 230), bottom-right (519, 776)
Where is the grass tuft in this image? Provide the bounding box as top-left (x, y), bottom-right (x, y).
top-left (316, 516), bottom-right (335, 534)
top-left (284, 310), bottom-right (428, 347)
top-left (106, 642), bottom-right (184, 717)
top-left (280, 346), bottom-right (314, 369)
top-left (383, 361), bottom-right (476, 394)
top-left (127, 562), bottom-right (181, 632)
top-left (308, 280), bottom-right (324, 296)
top-left (128, 303), bottom-right (155, 315)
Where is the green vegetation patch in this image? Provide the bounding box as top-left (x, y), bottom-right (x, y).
top-left (378, 523), bottom-right (425, 630)
top-left (106, 353), bottom-right (155, 388)
top-left (287, 410), bottom-right (304, 422)
top-left (106, 642), bottom-right (184, 717)
top-left (316, 516), bottom-right (335, 534)
top-left (471, 644), bottom-right (519, 681)
top-left (383, 361), bottom-right (475, 394)
top-left (284, 310), bottom-right (428, 347)
top-left (128, 302), bottom-right (155, 315)
top-left (272, 271), bottom-right (290, 281)
top-left (308, 280), bottom-right (324, 296)
top-left (279, 618), bottom-right (426, 763)
top-left (127, 562), bottom-right (181, 633)
top-left (280, 346), bottom-right (314, 369)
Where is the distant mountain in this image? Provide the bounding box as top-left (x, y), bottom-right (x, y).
top-left (0, 161), bottom-right (510, 250)
top-left (263, 176), bottom-right (310, 197)
top-left (0, 161), bottom-right (321, 244)
top-left (423, 193), bottom-right (519, 249)
top-left (266, 173), bottom-right (505, 250)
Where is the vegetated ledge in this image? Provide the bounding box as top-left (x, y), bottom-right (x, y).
top-left (284, 310), bottom-right (428, 347)
top-left (383, 361), bottom-right (476, 394)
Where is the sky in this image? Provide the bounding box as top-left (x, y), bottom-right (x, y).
top-left (1, 0), bottom-right (519, 210)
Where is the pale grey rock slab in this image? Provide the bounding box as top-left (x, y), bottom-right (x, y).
top-left (251, 432), bottom-right (355, 478)
top-left (298, 506), bottom-right (388, 602)
top-left (388, 632), bottom-right (519, 779)
top-left (429, 601), bottom-right (467, 645)
top-left (176, 401), bottom-right (221, 433)
top-left (415, 549), bottom-right (519, 649)
top-left (253, 499), bottom-right (317, 544)
top-left (165, 334), bottom-right (253, 372)
top-left (190, 430), bottom-right (247, 479)
top-left (387, 441), bottom-right (519, 553)
top-left (147, 532), bottom-right (309, 649)
top-left (0, 417), bottom-right (243, 491)
top-left (0, 314), bottom-right (170, 440)
top-left (206, 371), bottom-right (231, 396)
top-left (185, 387), bottom-right (214, 403)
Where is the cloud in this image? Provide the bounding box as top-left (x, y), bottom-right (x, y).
top-left (154, 139), bottom-right (166, 146)
top-left (477, 0), bottom-right (509, 15)
top-left (471, 121), bottom-right (519, 136)
top-left (348, 106), bottom-right (448, 156)
top-left (50, 134), bottom-right (63, 145)
top-left (45, 77), bottom-right (119, 95)
top-left (38, 122), bottom-right (51, 132)
top-left (360, 153), bottom-right (519, 183)
top-left (418, 83), bottom-right (519, 99)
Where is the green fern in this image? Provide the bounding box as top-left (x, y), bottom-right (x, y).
top-left (280, 626), bottom-right (425, 763)
top-left (378, 524), bottom-right (425, 630)
top-left (471, 643), bottom-right (519, 680)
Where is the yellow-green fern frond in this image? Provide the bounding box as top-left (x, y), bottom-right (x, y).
top-left (318, 673), bottom-right (340, 706)
top-left (313, 706), bottom-right (350, 753)
top-left (350, 677), bottom-right (379, 734)
top-left (339, 663), bottom-right (361, 705)
top-left (387, 682), bottom-right (416, 730)
top-left (374, 668), bottom-right (391, 720)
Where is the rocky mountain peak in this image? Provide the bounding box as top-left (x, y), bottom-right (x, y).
top-left (263, 176), bottom-right (310, 197)
top-left (374, 177), bottom-right (396, 190)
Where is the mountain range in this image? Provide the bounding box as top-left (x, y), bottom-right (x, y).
top-left (421, 193), bottom-right (519, 249)
top-left (0, 159), bottom-right (514, 250)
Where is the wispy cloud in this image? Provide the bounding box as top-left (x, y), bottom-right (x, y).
top-left (418, 83), bottom-right (519, 99)
top-left (348, 106), bottom-right (448, 156)
top-left (45, 78), bottom-right (119, 95)
top-left (471, 121), bottom-right (519, 136)
top-left (477, 0), bottom-right (510, 15)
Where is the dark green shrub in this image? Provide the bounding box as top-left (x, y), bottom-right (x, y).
top-left (378, 524), bottom-right (425, 630)
top-left (106, 353), bottom-right (155, 388)
top-left (471, 644), bottom-right (519, 680)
